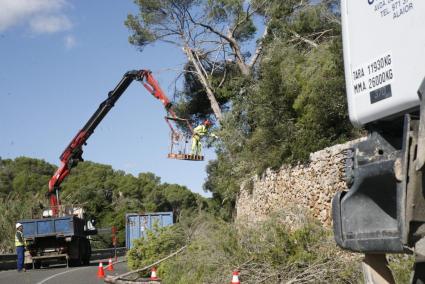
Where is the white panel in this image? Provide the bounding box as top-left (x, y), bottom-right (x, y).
top-left (342, 0), bottom-right (425, 126)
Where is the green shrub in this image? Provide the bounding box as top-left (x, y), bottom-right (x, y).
top-left (127, 222), bottom-right (186, 275)
top-left (388, 254), bottom-right (415, 284)
top-left (0, 192), bottom-right (44, 253)
top-left (127, 211), bottom-right (362, 283)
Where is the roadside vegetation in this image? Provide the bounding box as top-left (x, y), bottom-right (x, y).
top-left (388, 255), bottom-right (415, 284)
top-left (0, 157), bottom-right (52, 253)
top-left (128, 210), bottom-right (363, 283)
top-left (0, 156), bottom-right (205, 252)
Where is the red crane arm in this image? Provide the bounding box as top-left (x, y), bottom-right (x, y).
top-left (48, 70), bottom-right (177, 215)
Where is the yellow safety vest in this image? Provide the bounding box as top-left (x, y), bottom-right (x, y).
top-left (15, 231), bottom-right (25, 247)
top-left (193, 125), bottom-right (208, 138)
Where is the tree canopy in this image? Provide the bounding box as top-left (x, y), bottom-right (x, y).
top-left (128, 0), bottom-right (360, 219)
top-left (126, 0), bottom-right (271, 121)
top-left (0, 157), bottom-right (206, 252)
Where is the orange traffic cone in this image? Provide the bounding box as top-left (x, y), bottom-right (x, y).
top-left (106, 258), bottom-right (114, 271)
top-left (97, 262), bottom-right (105, 278)
top-left (231, 270), bottom-right (240, 284)
top-left (150, 267), bottom-right (159, 280)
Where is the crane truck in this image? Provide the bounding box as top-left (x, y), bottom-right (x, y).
top-left (18, 70), bottom-right (190, 268)
top-left (332, 0), bottom-right (425, 282)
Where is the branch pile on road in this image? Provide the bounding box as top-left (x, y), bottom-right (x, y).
top-left (126, 211), bottom-right (363, 283)
top-left (105, 246), bottom-right (186, 284)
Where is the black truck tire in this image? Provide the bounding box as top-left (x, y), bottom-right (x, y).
top-left (33, 260), bottom-right (41, 269)
top-left (82, 238), bottom-right (91, 266)
top-left (68, 238), bottom-right (82, 267)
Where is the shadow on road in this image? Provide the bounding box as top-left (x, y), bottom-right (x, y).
top-left (27, 260), bottom-right (101, 271)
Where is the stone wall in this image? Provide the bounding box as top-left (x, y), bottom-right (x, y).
top-left (235, 139), bottom-right (364, 227)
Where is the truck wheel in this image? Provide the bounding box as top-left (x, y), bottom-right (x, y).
top-left (82, 239), bottom-right (91, 266)
top-left (68, 258), bottom-right (81, 267)
top-left (82, 256), bottom-right (90, 266)
top-left (33, 261), bottom-right (41, 269)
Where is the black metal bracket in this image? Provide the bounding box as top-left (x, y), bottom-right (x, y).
top-left (332, 77), bottom-right (425, 281)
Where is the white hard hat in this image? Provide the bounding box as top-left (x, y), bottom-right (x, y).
top-left (16, 223), bottom-right (22, 229)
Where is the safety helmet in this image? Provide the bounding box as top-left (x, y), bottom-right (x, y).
top-left (203, 119), bottom-right (212, 126)
top-left (16, 223), bottom-right (23, 229)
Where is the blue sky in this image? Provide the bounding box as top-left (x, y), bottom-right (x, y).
top-left (0, 0), bottom-right (215, 197)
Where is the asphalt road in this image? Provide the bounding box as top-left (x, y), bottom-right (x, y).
top-left (0, 258), bottom-right (128, 284)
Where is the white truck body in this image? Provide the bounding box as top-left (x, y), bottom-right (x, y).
top-left (341, 0), bottom-right (425, 126)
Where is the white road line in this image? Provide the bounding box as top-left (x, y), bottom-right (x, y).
top-left (36, 266), bottom-right (92, 284)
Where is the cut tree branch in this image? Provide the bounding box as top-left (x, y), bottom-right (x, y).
top-left (289, 30), bottom-right (318, 48)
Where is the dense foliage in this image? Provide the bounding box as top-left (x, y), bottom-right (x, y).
top-left (126, 1), bottom-right (361, 219)
top-left (0, 156), bottom-right (206, 252)
top-left (127, 210), bottom-right (363, 283)
top-left (0, 157), bottom-right (53, 253)
top-left (203, 2), bottom-right (361, 218)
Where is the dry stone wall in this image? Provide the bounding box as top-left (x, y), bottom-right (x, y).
top-left (235, 139), bottom-right (365, 227)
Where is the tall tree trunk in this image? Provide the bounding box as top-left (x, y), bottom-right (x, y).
top-left (183, 45), bottom-right (223, 121)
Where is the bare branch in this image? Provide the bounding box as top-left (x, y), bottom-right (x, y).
top-left (230, 3), bottom-right (246, 37)
top-left (289, 30), bottom-right (318, 48)
top-left (193, 49), bottom-right (209, 79)
top-left (217, 65), bottom-right (227, 88)
top-left (249, 24), bottom-right (269, 67)
top-left (310, 29), bottom-right (333, 42)
top-left (156, 37), bottom-right (182, 47)
top-left (231, 0), bottom-right (268, 36)
top-left (186, 9), bottom-right (234, 44)
top-left (196, 39), bottom-right (223, 46)
top-left (210, 42), bottom-right (226, 76)
top-left (322, 4), bottom-right (341, 25)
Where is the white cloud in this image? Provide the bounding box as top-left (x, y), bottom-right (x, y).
top-left (64, 34), bottom-right (76, 49)
top-left (30, 15), bottom-right (71, 34)
top-left (0, 0), bottom-right (71, 34)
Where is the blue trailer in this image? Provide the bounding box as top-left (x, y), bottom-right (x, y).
top-left (18, 214), bottom-right (93, 268)
top-left (125, 212), bottom-right (173, 249)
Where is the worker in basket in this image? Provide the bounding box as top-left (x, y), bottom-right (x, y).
top-left (191, 119), bottom-right (217, 156)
